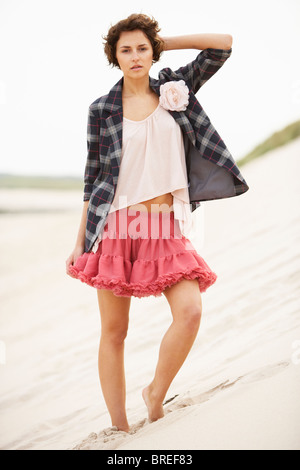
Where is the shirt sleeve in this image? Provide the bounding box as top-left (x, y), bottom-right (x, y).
top-left (158, 47), bottom-right (232, 95)
top-left (83, 105), bottom-right (100, 201)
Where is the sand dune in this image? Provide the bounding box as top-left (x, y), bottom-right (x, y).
top-left (0, 138), bottom-right (299, 450)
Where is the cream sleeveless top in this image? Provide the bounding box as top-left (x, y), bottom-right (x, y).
top-left (91, 103), bottom-right (196, 253)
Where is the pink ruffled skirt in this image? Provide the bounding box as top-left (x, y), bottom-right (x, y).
top-left (68, 208), bottom-right (217, 298)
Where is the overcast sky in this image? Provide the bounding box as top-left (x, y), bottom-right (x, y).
top-left (0, 0), bottom-right (299, 177)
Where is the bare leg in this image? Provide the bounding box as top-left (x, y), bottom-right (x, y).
top-left (142, 279), bottom-right (202, 422)
top-left (97, 289), bottom-right (131, 432)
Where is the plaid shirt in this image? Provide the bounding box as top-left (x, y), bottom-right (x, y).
top-left (83, 47), bottom-right (249, 253)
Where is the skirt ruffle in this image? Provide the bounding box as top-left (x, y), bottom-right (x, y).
top-left (68, 233), bottom-right (217, 298)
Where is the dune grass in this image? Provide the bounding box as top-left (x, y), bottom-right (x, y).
top-left (0, 174), bottom-right (83, 190)
top-left (237, 119), bottom-right (300, 166)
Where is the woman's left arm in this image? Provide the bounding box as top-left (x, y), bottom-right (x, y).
top-left (161, 33), bottom-right (233, 51)
top-left (158, 34), bottom-right (233, 94)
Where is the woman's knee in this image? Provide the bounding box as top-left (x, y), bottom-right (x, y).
top-left (101, 324), bottom-right (129, 345)
top-left (163, 278), bottom-right (202, 331)
top-left (173, 303), bottom-right (202, 333)
top-left (97, 290), bottom-right (131, 345)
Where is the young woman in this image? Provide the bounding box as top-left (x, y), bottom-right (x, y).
top-left (66, 14), bottom-right (249, 433)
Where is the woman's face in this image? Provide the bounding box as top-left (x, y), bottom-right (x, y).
top-left (116, 30), bottom-right (154, 79)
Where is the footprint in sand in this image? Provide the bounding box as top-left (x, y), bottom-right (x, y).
top-left (72, 362), bottom-right (291, 449)
top-left (72, 419), bottom-right (148, 450)
top-left (165, 362), bottom-right (291, 413)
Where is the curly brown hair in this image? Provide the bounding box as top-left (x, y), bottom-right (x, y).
top-left (103, 13), bottom-right (164, 69)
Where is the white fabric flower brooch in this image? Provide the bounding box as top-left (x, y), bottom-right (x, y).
top-left (159, 80), bottom-right (189, 112)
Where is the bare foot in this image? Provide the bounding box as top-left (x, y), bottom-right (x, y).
top-left (142, 386), bottom-right (164, 423)
top-left (113, 424), bottom-right (130, 433)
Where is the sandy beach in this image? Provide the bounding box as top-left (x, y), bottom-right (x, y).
top-left (0, 137), bottom-right (300, 450)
